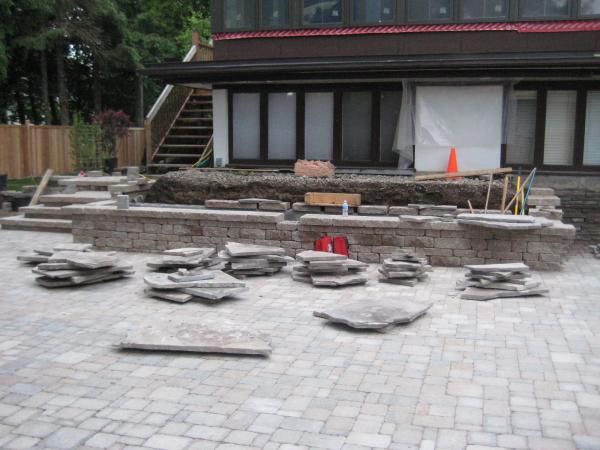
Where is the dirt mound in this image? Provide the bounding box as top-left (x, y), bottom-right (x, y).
top-left (147, 170), bottom-right (509, 209)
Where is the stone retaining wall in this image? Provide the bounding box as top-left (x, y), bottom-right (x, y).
top-left (68, 203), bottom-right (576, 271)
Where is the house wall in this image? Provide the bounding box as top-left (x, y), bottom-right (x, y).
top-left (213, 31), bottom-right (600, 61)
top-left (212, 89), bottom-right (229, 167)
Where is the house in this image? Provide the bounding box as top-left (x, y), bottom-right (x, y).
top-left (143, 0), bottom-right (600, 174)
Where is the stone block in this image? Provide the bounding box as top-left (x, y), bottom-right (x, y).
top-left (430, 256), bottom-right (462, 266)
top-left (389, 206), bottom-right (418, 216)
top-left (292, 203), bottom-right (322, 213)
top-left (277, 220), bottom-right (299, 231)
top-left (205, 200), bottom-right (243, 210)
top-left (266, 230), bottom-right (291, 241)
top-left (347, 234), bottom-right (382, 246)
top-left (238, 229), bottom-right (266, 240)
top-left (357, 205), bottom-right (389, 216)
top-left (435, 238), bottom-right (472, 250)
top-left (116, 222), bottom-right (144, 233)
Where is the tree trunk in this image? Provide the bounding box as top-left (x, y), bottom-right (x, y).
top-left (15, 84), bottom-right (26, 124)
top-left (28, 78), bottom-right (41, 124)
top-left (40, 50), bottom-right (52, 124)
top-left (55, 45), bottom-right (69, 125)
top-left (92, 61), bottom-right (102, 114)
top-left (135, 75), bottom-right (144, 127)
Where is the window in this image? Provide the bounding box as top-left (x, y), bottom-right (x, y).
top-left (232, 93), bottom-right (260, 159)
top-left (520, 0), bottom-right (570, 18)
top-left (580, 0), bottom-right (600, 16)
top-left (407, 0), bottom-right (452, 21)
top-left (584, 92), bottom-right (600, 165)
top-left (224, 0), bottom-right (255, 29)
top-left (353, 0), bottom-right (395, 24)
top-left (342, 92), bottom-right (372, 161)
top-left (303, 0), bottom-right (342, 25)
top-left (544, 91), bottom-right (576, 166)
top-left (268, 93), bottom-right (296, 160)
top-left (262, 0), bottom-right (290, 27)
top-left (305, 93), bottom-right (334, 160)
top-left (380, 91), bottom-right (402, 162)
top-left (462, 0), bottom-right (508, 19)
top-left (507, 91), bottom-right (537, 165)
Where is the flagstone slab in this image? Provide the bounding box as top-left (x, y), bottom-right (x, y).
top-left (145, 288), bottom-right (194, 304)
top-left (182, 287), bottom-right (248, 302)
top-left (313, 300), bottom-right (433, 332)
top-left (33, 265), bottom-right (133, 279)
top-left (296, 251), bottom-right (347, 263)
top-left (311, 273), bottom-right (368, 287)
top-left (224, 242), bottom-right (285, 257)
top-left (163, 248), bottom-right (216, 258)
top-left (460, 287), bottom-right (549, 301)
top-left (36, 271), bottom-right (134, 288)
top-left (119, 321), bottom-right (271, 356)
top-left (52, 243), bottom-right (94, 252)
top-left (58, 252), bottom-right (119, 269)
top-left (465, 262), bottom-right (530, 273)
top-left (168, 270), bottom-right (215, 283)
top-left (17, 255), bottom-right (49, 264)
top-left (457, 213), bottom-right (536, 223)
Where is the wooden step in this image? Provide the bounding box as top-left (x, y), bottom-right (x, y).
top-left (165, 135), bottom-right (212, 139)
top-left (160, 144), bottom-right (205, 149)
top-left (155, 153), bottom-right (203, 158)
top-left (0, 215), bottom-right (72, 233)
top-left (147, 163), bottom-right (194, 168)
top-left (171, 126), bottom-right (213, 130)
top-left (176, 117), bottom-right (213, 123)
top-left (183, 109), bottom-right (213, 113)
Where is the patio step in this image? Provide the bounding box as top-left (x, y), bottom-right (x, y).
top-left (0, 215), bottom-right (72, 233)
top-left (39, 191), bottom-right (112, 206)
top-left (18, 205), bottom-right (72, 220)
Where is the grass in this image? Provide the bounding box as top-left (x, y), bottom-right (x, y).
top-left (7, 177), bottom-right (42, 192)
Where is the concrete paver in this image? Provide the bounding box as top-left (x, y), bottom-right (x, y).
top-left (0, 230), bottom-right (599, 449)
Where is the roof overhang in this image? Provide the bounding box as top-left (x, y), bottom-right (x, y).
top-left (141, 52), bottom-right (600, 85)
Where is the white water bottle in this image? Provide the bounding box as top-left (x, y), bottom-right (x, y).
top-left (342, 200), bottom-right (349, 217)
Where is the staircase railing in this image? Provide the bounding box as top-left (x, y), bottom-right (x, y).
top-left (144, 44), bottom-right (209, 165)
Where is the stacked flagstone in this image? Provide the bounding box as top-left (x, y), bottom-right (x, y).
top-left (457, 262), bottom-right (549, 301)
top-left (32, 251), bottom-right (134, 288)
top-left (144, 270), bottom-right (246, 304)
top-left (219, 242), bottom-right (293, 277)
top-left (292, 250), bottom-right (368, 287)
top-left (147, 247), bottom-right (222, 272)
top-left (17, 243), bottom-right (94, 265)
top-left (379, 251), bottom-right (432, 286)
top-left (590, 243), bottom-right (600, 259)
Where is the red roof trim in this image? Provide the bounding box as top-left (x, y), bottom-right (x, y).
top-left (213, 20), bottom-right (600, 41)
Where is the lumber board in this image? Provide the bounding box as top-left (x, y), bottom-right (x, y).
top-left (29, 169), bottom-right (54, 206)
top-left (305, 192), bottom-right (361, 207)
top-left (415, 167), bottom-right (513, 181)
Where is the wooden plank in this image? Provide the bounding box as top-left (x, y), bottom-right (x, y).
top-left (415, 167), bottom-right (513, 182)
top-left (29, 169), bottom-right (54, 206)
top-left (500, 175), bottom-right (509, 211)
top-left (305, 192), bottom-right (361, 207)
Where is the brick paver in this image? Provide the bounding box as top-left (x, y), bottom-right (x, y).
top-left (0, 230), bottom-right (598, 449)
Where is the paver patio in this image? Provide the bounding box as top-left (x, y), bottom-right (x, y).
top-left (0, 230), bottom-right (599, 450)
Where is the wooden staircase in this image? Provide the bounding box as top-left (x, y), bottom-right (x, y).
top-left (147, 90), bottom-right (213, 172)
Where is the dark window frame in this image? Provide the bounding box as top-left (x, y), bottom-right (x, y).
top-left (212, 0), bottom-right (600, 33)
top-left (517, 0), bottom-right (573, 21)
top-left (259, 0), bottom-right (294, 29)
top-left (226, 83), bottom-right (402, 167)
top-left (405, 0), bottom-right (455, 24)
top-left (221, 0), bottom-right (258, 32)
top-left (300, 0), bottom-right (345, 28)
top-left (503, 81), bottom-right (600, 171)
top-left (458, 0), bottom-right (511, 22)
top-left (350, 0), bottom-right (398, 25)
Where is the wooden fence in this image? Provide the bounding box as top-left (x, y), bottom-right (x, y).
top-left (0, 125), bottom-right (146, 179)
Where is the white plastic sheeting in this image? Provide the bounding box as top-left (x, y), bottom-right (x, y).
top-left (392, 81), bottom-right (415, 169)
top-left (414, 85), bottom-right (504, 172)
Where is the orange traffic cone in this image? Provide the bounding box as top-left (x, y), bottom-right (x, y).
top-left (447, 147), bottom-right (459, 174)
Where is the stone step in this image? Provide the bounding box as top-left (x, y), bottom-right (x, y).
top-left (39, 191), bottom-right (112, 205)
top-left (527, 195), bottom-right (561, 207)
top-left (530, 187), bottom-right (555, 196)
top-left (58, 176), bottom-right (128, 188)
top-left (0, 215), bottom-right (72, 233)
top-left (19, 205), bottom-right (73, 220)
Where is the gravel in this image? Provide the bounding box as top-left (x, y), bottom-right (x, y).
top-left (147, 170), bottom-right (511, 208)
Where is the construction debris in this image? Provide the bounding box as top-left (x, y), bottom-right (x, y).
top-left (379, 251), bottom-right (432, 286)
top-left (457, 262), bottom-right (549, 301)
top-left (219, 242), bottom-right (293, 277)
top-left (143, 270), bottom-right (246, 304)
top-left (119, 320), bottom-right (271, 356)
top-left (294, 160), bottom-right (336, 178)
top-left (147, 247), bottom-right (221, 271)
top-left (17, 243), bottom-right (94, 265)
top-left (313, 300), bottom-right (433, 332)
top-left (31, 251), bottom-right (134, 288)
top-left (292, 251), bottom-right (368, 287)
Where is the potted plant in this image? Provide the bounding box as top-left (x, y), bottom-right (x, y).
top-left (93, 110), bottom-right (132, 173)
